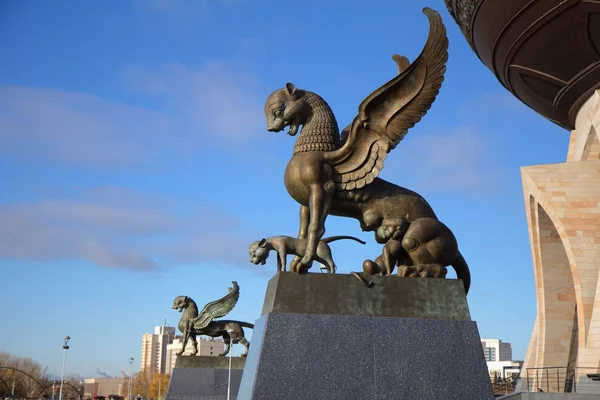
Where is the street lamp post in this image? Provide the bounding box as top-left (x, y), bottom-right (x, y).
top-left (128, 358), bottom-right (134, 400)
top-left (226, 329), bottom-right (234, 400)
top-left (59, 336), bottom-right (70, 400)
top-left (158, 377), bottom-right (161, 400)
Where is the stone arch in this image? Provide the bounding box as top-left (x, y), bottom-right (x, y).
top-left (524, 177), bottom-right (586, 350)
top-left (535, 203), bottom-right (577, 365)
top-left (581, 126), bottom-right (600, 160)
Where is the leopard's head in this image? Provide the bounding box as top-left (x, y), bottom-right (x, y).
top-left (264, 83), bottom-right (310, 136)
top-left (248, 239), bottom-right (269, 265)
top-left (172, 296), bottom-right (190, 312)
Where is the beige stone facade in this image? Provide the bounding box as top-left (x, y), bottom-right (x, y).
top-left (83, 378), bottom-right (125, 398)
top-left (520, 90), bottom-right (600, 393)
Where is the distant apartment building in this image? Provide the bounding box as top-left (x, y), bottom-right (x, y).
top-left (480, 338), bottom-right (520, 381)
top-left (140, 325), bottom-right (176, 374)
top-left (486, 360), bottom-right (523, 381)
top-left (481, 338), bottom-right (512, 362)
top-left (165, 337), bottom-right (225, 375)
top-left (83, 378), bottom-right (125, 398)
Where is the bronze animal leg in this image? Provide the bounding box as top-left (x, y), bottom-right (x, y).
top-left (190, 335), bottom-right (198, 356)
top-left (294, 185), bottom-right (332, 273)
top-left (238, 336), bottom-right (250, 357)
top-left (363, 255), bottom-right (384, 276)
top-left (416, 264), bottom-right (448, 278)
top-left (277, 251), bottom-right (287, 272)
top-left (401, 217), bottom-right (458, 278)
top-left (290, 205), bottom-right (310, 269)
top-left (381, 246), bottom-right (396, 276)
top-left (177, 321), bottom-right (192, 356)
top-left (315, 255), bottom-right (335, 274)
top-left (220, 333), bottom-right (231, 357)
top-left (298, 205), bottom-right (309, 239)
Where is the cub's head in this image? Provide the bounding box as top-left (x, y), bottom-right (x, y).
top-left (375, 217), bottom-right (410, 244)
top-left (264, 83), bottom-right (310, 136)
top-left (172, 296), bottom-right (190, 312)
top-left (248, 239), bottom-right (270, 265)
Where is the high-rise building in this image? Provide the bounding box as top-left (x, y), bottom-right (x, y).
top-left (481, 339), bottom-right (512, 362)
top-left (165, 337), bottom-right (225, 375)
top-left (140, 325), bottom-right (176, 374)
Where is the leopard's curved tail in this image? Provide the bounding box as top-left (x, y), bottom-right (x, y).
top-left (237, 322), bottom-right (254, 329)
top-left (450, 251), bottom-right (470, 295)
top-left (322, 235), bottom-right (366, 245)
top-left (221, 320), bottom-right (254, 329)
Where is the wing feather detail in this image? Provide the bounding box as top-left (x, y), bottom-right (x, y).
top-left (192, 281), bottom-right (240, 330)
top-left (324, 8), bottom-right (448, 191)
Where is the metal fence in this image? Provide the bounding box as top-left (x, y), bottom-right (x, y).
top-left (523, 366), bottom-right (600, 394)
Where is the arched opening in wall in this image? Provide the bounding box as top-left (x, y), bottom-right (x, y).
top-left (536, 203), bottom-right (576, 392)
top-left (581, 126), bottom-right (600, 160)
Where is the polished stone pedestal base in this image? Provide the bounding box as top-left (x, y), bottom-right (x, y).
top-left (237, 273), bottom-right (493, 400)
top-left (166, 356), bottom-right (245, 400)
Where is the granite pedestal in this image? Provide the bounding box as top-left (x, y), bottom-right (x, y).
top-left (166, 356), bottom-right (245, 400)
top-left (238, 273), bottom-right (494, 400)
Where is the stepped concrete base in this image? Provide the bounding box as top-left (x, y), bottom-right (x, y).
top-left (166, 356), bottom-right (245, 400)
top-left (238, 272), bottom-right (494, 400)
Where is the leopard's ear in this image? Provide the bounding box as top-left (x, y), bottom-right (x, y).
top-left (258, 238), bottom-right (267, 247)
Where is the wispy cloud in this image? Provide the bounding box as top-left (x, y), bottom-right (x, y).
top-left (123, 61), bottom-right (265, 145)
top-left (396, 126), bottom-right (498, 192)
top-left (0, 86), bottom-right (171, 167)
top-left (0, 187), bottom-right (258, 270)
top-left (383, 91), bottom-right (514, 194)
top-left (0, 61), bottom-right (265, 168)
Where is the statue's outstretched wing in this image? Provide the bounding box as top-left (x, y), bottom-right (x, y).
top-left (324, 8), bottom-right (448, 191)
top-left (191, 281), bottom-right (240, 330)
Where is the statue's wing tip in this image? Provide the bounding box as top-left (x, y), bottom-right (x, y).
top-left (422, 7), bottom-right (442, 22)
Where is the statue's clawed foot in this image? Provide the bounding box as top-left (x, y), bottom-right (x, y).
top-left (289, 257), bottom-right (312, 274)
top-left (397, 265), bottom-right (415, 277)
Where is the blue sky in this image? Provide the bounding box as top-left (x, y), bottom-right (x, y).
top-left (0, 0), bottom-right (569, 378)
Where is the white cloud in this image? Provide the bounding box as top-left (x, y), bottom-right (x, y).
top-left (0, 61), bottom-right (266, 168)
top-left (395, 126), bottom-right (495, 192)
top-left (381, 91), bottom-right (515, 194)
top-left (0, 187), bottom-right (258, 270)
top-left (123, 61), bottom-right (265, 145)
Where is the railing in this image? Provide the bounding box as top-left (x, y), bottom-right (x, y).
top-left (490, 375), bottom-right (518, 397)
top-left (524, 366), bottom-right (566, 393)
top-left (523, 366), bottom-right (600, 394)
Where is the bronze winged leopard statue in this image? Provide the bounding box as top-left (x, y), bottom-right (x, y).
top-left (263, 8), bottom-right (470, 294)
top-left (172, 281), bottom-right (254, 357)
